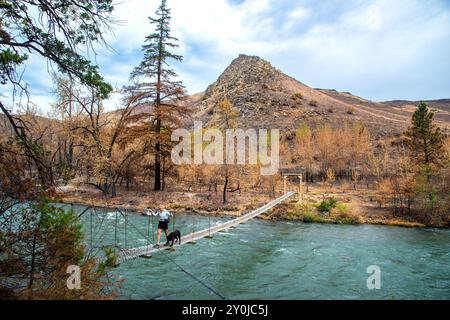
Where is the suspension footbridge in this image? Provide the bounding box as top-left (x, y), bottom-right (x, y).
top-left (115, 191), bottom-right (296, 264)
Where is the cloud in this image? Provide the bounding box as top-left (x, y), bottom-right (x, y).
top-left (283, 7), bottom-right (312, 30)
top-left (104, 0), bottom-right (159, 53)
top-left (1, 0), bottom-right (450, 113)
top-left (267, 0), bottom-right (450, 100)
top-left (343, 3), bottom-right (382, 31)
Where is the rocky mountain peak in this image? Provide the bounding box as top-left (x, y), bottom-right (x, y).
top-left (227, 54), bottom-right (273, 72)
top-left (202, 54), bottom-right (289, 115)
top-left (184, 54), bottom-right (441, 137)
top-left (204, 54), bottom-right (281, 98)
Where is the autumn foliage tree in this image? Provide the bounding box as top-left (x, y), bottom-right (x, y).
top-left (128, 0), bottom-right (186, 191)
top-left (1, 0), bottom-right (119, 299)
top-left (0, 136), bottom-right (118, 299)
top-left (216, 98), bottom-right (239, 203)
top-left (300, 122), bottom-right (373, 183)
top-left (295, 123), bottom-right (313, 190)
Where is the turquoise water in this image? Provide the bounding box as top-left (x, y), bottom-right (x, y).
top-left (73, 205), bottom-right (450, 300)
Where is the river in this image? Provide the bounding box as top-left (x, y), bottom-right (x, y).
top-left (73, 205), bottom-right (450, 300)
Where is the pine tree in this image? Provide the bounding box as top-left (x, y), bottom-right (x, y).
top-left (128, 0), bottom-right (185, 190)
top-left (405, 102), bottom-right (446, 173)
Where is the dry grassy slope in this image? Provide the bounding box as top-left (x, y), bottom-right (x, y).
top-left (183, 54), bottom-right (450, 139)
top-left (319, 90), bottom-right (450, 133)
top-left (382, 99), bottom-right (450, 124)
top-left (0, 113), bottom-right (61, 136)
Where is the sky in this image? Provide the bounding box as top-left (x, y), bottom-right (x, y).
top-left (1, 0), bottom-right (450, 113)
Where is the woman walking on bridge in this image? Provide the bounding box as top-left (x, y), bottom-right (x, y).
top-left (149, 205), bottom-right (173, 247)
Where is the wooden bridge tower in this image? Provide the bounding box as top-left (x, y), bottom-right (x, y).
top-left (280, 168), bottom-right (305, 203)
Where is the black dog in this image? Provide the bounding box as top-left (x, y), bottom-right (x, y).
top-left (165, 230), bottom-right (181, 247)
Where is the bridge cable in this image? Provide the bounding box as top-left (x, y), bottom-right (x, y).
top-left (146, 214), bottom-right (151, 248)
top-left (124, 210), bottom-right (128, 247)
top-left (191, 216), bottom-right (195, 243)
top-left (208, 215), bottom-right (211, 238)
top-left (116, 209), bottom-right (227, 300)
top-left (114, 210), bottom-right (118, 247)
top-left (117, 209), bottom-right (226, 300)
top-left (90, 209), bottom-right (93, 249)
top-left (112, 192), bottom-right (292, 300)
top-left (172, 212), bottom-right (175, 231)
top-left (116, 192), bottom-right (291, 300)
top-left (151, 214), bottom-right (155, 244)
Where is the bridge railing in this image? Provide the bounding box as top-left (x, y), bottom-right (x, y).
top-left (116, 191), bottom-right (296, 263)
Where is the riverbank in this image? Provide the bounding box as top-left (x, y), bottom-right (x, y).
top-left (58, 183), bottom-right (443, 228)
top-left (262, 203), bottom-right (427, 228)
top-left (59, 183), bottom-right (261, 217)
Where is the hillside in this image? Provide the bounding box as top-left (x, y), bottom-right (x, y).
top-left (4, 55), bottom-right (448, 142)
top-left (184, 54), bottom-right (450, 139)
top-left (318, 89), bottom-right (450, 130)
top-left (381, 99), bottom-right (450, 123)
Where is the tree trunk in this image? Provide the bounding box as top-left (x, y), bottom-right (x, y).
top-left (223, 175), bottom-right (228, 204)
top-left (111, 182), bottom-right (116, 198)
top-left (154, 119), bottom-right (162, 191)
top-left (154, 22), bottom-right (164, 191)
top-left (57, 138), bottom-right (63, 168)
top-left (103, 182), bottom-right (109, 195)
top-left (162, 156), bottom-right (165, 191)
top-left (68, 139), bottom-right (74, 169)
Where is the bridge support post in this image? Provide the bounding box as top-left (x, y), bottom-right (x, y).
top-left (283, 176), bottom-right (287, 194)
top-left (298, 174), bottom-right (303, 203)
top-left (188, 217), bottom-right (197, 244)
top-left (206, 216), bottom-right (213, 239)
